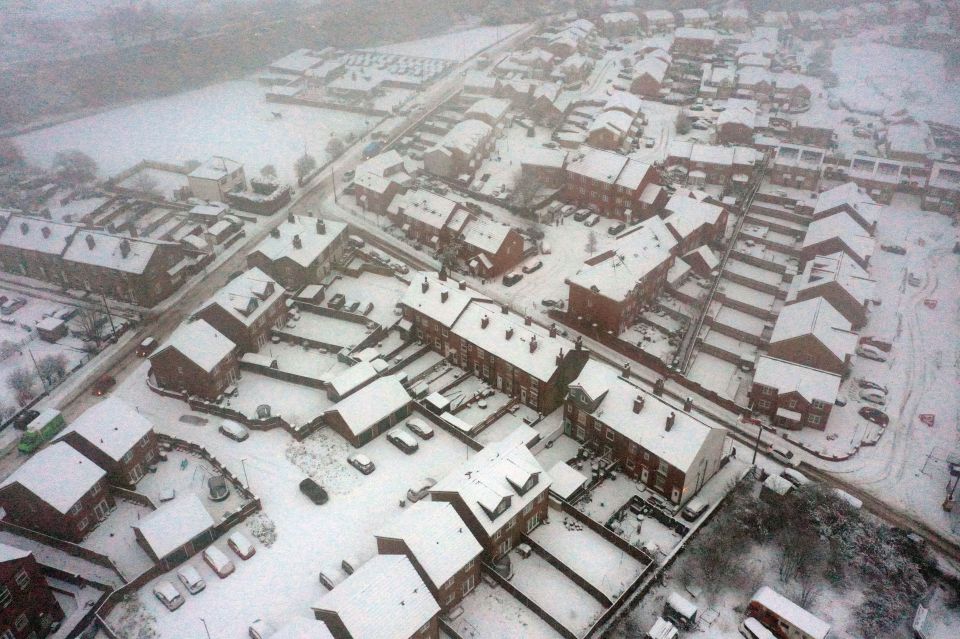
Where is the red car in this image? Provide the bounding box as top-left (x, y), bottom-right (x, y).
top-left (858, 406), bottom-right (889, 426)
top-left (859, 336), bottom-right (893, 353)
top-left (91, 374), bottom-right (116, 396)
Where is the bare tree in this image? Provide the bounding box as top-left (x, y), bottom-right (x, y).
top-left (260, 164), bottom-right (277, 179)
top-left (52, 150), bottom-right (98, 184)
top-left (586, 230), bottom-right (598, 254)
top-left (294, 153), bottom-right (317, 186)
top-left (675, 111), bottom-right (692, 135)
top-left (325, 137), bottom-right (346, 159)
top-left (75, 307), bottom-right (109, 348)
top-left (7, 367), bottom-right (37, 405)
top-left (130, 172), bottom-right (160, 197)
top-left (36, 354), bottom-right (68, 388)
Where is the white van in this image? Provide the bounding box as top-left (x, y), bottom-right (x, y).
top-left (780, 468), bottom-right (810, 488)
top-left (521, 257), bottom-right (543, 274)
top-left (584, 214), bottom-right (601, 227)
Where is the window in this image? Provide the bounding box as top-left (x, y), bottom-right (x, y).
top-left (140, 436), bottom-right (150, 448)
top-left (809, 414), bottom-right (822, 425)
top-left (629, 443), bottom-right (637, 454)
top-left (788, 399), bottom-right (797, 409)
top-left (605, 429), bottom-right (615, 441)
top-left (91, 482), bottom-right (101, 496)
top-left (643, 452), bottom-right (650, 461)
top-left (811, 399), bottom-right (826, 410)
top-left (14, 614), bottom-right (27, 631)
top-left (626, 458), bottom-right (635, 470)
top-left (70, 502), bottom-right (83, 516)
top-left (122, 450), bottom-right (133, 464)
top-left (757, 399), bottom-right (771, 409)
top-left (0, 587), bottom-right (10, 609)
top-left (761, 385), bottom-right (773, 396)
top-left (14, 570), bottom-right (29, 590)
top-left (78, 516), bottom-right (89, 532)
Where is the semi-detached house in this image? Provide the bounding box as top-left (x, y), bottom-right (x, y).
top-left (247, 215), bottom-right (347, 290)
top-left (562, 147), bottom-right (662, 221)
top-left (192, 267), bottom-right (288, 353)
top-left (786, 252), bottom-right (874, 329)
top-left (767, 297), bottom-right (859, 375)
top-left (149, 319), bottom-right (238, 400)
top-left (750, 356), bottom-right (841, 431)
top-left (0, 544), bottom-right (65, 639)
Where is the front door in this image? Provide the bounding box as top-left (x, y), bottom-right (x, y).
top-left (94, 499), bottom-right (110, 521)
top-left (520, 387), bottom-right (527, 405)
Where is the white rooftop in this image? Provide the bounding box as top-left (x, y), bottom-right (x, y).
top-left (327, 375), bottom-right (410, 436)
top-left (462, 217), bottom-right (514, 255)
top-left (790, 252), bottom-right (875, 307)
top-left (194, 267), bottom-right (284, 329)
top-left (750, 586), bottom-right (830, 639)
top-left (387, 189), bottom-right (464, 232)
top-left (0, 442), bottom-right (105, 514)
top-left (0, 215), bottom-right (76, 255)
top-left (547, 462), bottom-right (588, 500)
top-left (329, 361), bottom-right (379, 399)
top-left (401, 273), bottom-right (488, 329)
top-left (803, 212), bottom-right (874, 263)
top-left (251, 215), bottom-right (347, 269)
top-left (189, 156), bottom-right (242, 181)
top-left (770, 297), bottom-right (858, 363)
top-left (155, 319), bottom-right (236, 373)
top-left (813, 182), bottom-right (880, 229)
top-left (0, 543), bottom-right (31, 564)
top-left (63, 232), bottom-right (170, 275)
top-left (753, 356), bottom-right (842, 404)
top-left (56, 396), bottom-right (153, 462)
top-left (133, 494), bottom-right (214, 560)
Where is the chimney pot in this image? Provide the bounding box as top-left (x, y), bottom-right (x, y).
top-left (683, 396), bottom-right (693, 411)
top-left (549, 324), bottom-right (557, 338)
top-left (501, 305), bottom-right (509, 314)
top-left (633, 394), bottom-right (645, 414)
top-left (439, 268), bottom-right (447, 281)
top-left (440, 290), bottom-right (449, 303)
top-left (622, 362), bottom-right (631, 377)
top-left (505, 327), bottom-right (514, 340)
top-left (316, 219), bottom-right (326, 235)
top-left (292, 234), bottom-right (302, 249)
top-left (421, 277), bottom-right (429, 294)
top-left (85, 234), bottom-right (95, 250)
top-left (524, 315), bottom-right (532, 326)
top-left (458, 280), bottom-right (467, 290)
top-left (529, 336), bottom-right (538, 353)
top-left (556, 348), bottom-right (563, 365)
top-left (666, 411), bottom-right (676, 431)
top-left (481, 315), bottom-right (489, 329)
top-left (287, 213), bottom-right (295, 223)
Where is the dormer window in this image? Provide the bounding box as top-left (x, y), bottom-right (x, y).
top-left (479, 495), bottom-right (511, 521)
top-left (506, 470), bottom-right (539, 496)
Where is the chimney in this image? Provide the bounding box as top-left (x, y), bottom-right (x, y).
top-left (316, 219), bottom-right (326, 235)
top-left (41, 227), bottom-right (51, 239)
top-left (683, 396), bottom-right (693, 411)
top-left (481, 315), bottom-right (489, 329)
top-left (458, 280), bottom-right (467, 291)
top-left (287, 213), bottom-right (295, 223)
top-left (292, 234), bottom-right (302, 249)
top-left (119, 239), bottom-right (131, 258)
top-left (85, 234), bottom-right (95, 250)
top-left (19, 222), bottom-right (28, 235)
top-left (524, 315), bottom-right (532, 326)
top-left (555, 348), bottom-right (563, 365)
top-left (501, 305), bottom-right (509, 314)
top-left (575, 336), bottom-right (583, 351)
top-left (633, 394), bottom-right (645, 414)
top-left (505, 327), bottom-right (514, 340)
top-left (666, 411), bottom-right (676, 431)
top-left (439, 268), bottom-right (447, 281)
top-left (440, 290), bottom-right (449, 303)
top-left (421, 277), bottom-right (429, 294)
top-left (622, 362), bottom-right (631, 377)
top-left (653, 378), bottom-right (664, 396)
top-left (549, 324), bottom-right (557, 338)
top-left (529, 336), bottom-right (538, 353)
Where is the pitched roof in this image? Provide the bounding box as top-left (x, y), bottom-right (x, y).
top-left (789, 252), bottom-right (874, 307)
top-left (376, 501), bottom-right (482, 587)
top-left (770, 297), bottom-right (858, 362)
top-left (0, 543), bottom-right (31, 564)
top-left (0, 215), bottom-right (76, 255)
top-left (154, 319), bottom-right (236, 373)
top-left (750, 587), bottom-right (830, 639)
top-left (387, 189), bottom-right (464, 232)
top-left (133, 494), bottom-right (214, 560)
top-left (314, 555), bottom-right (439, 639)
top-left (813, 182), bottom-right (880, 229)
top-left (1, 442), bottom-right (105, 514)
top-left (432, 119), bottom-right (492, 156)
top-left (753, 356), bottom-right (842, 404)
top-left (251, 215), bottom-right (347, 268)
top-left (188, 156), bottom-right (242, 181)
top-left (56, 396), bottom-right (153, 462)
top-left (803, 212), bottom-right (874, 263)
top-left (401, 273), bottom-right (488, 328)
top-left (63, 232), bottom-right (171, 274)
top-left (327, 375), bottom-right (410, 435)
top-left (194, 267), bottom-right (284, 328)
top-left (462, 217), bottom-right (515, 255)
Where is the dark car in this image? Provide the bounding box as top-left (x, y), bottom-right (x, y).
top-left (607, 223), bottom-right (626, 236)
top-left (857, 379), bottom-right (889, 394)
top-left (299, 478), bottom-right (329, 505)
top-left (502, 272), bottom-right (523, 287)
top-left (92, 374), bottom-right (116, 396)
top-left (880, 244), bottom-right (907, 255)
top-left (860, 336), bottom-right (893, 352)
top-left (858, 406), bottom-right (889, 426)
top-left (573, 209), bottom-right (591, 222)
top-left (327, 293), bottom-right (346, 310)
top-left (12, 409), bottom-right (39, 431)
top-left (136, 337), bottom-right (158, 357)
top-left (541, 298), bottom-right (559, 308)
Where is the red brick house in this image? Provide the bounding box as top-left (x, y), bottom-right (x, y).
top-left (431, 430), bottom-right (550, 560)
top-left (922, 161), bottom-right (960, 216)
top-left (193, 267), bottom-right (288, 353)
top-left (0, 544), bottom-right (64, 639)
top-left (55, 396), bottom-right (158, 487)
top-left (149, 319), bottom-right (239, 400)
top-left (801, 212), bottom-right (874, 270)
top-left (352, 150), bottom-right (414, 215)
top-left (768, 143), bottom-right (825, 192)
top-left (460, 217), bottom-right (525, 278)
top-left (0, 443), bottom-right (113, 543)
top-left (423, 119), bottom-right (494, 180)
top-left (520, 147), bottom-right (567, 189)
top-left (671, 27), bottom-right (718, 58)
top-left (376, 501), bottom-right (482, 611)
top-left (566, 219), bottom-right (676, 336)
top-left (631, 56), bottom-right (670, 98)
top-left (564, 360), bottom-right (727, 505)
top-left (563, 148), bottom-right (661, 220)
top-left (750, 356), bottom-right (842, 431)
top-left (735, 67), bottom-right (775, 103)
top-left (313, 555), bottom-right (440, 639)
top-left (323, 375), bottom-right (412, 447)
top-left (806, 182), bottom-right (880, 234)
top-left (767, 297), bottom-right (859, 375)
top-left (640, 9), bottom-right (675, 33)
top-left (386, 189), bottom-right (472, 249)
top-left (786, 252), bottom-right (874, 329)
top-left (716, 99), bottom-right (757, 145)
top-left (0, 216), bottom-right (75, 287)
top-left (247, 215), bottom-right (348, 290)
top-left (662, 191), bottom-right (729, 255)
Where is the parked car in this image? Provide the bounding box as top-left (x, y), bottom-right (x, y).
top-left (852, 126), bottom-right (872, 138)
top-left (0, 297), bottom-right (26, 315)
top-left (405, 418), bottom-right (434, 439)
top-left (859, 389), bottom-right (887, 405)
top-left (343, 169), bottom-right (355, 180)
top-left (780, 468), bottom-right (810, 488)
top-left (219, 419), bottom-right (250, 442)
top-left (136, 337), bottom-right (158, 357)
top-left (11, 409), bottom-right (39, 431)
top-left (691, 120), bottom-right (711, 130)
top-left (318, 564), bottom-right (346, 590)
top-left (228, 532), bottom-right (256, 560)
top-left (387, 428), bottom-right (419, 454)
top-left (908, 273), bottom-right (922, 287)
top-left (501, 272), bottom-right (523, 287)
top-left (573, 208), bottom-right (592, 222)
top-left (856, 378), bottom-right (888, 394)
top-left (541, 298), bottom-right (559, 307)
top-left (856, 345), bottom-right (887, 362)
top-left (880, 244), bottom-right (906, 255)
top-left (858, 406), bottom-right (889, 426)
top-left (153, 580), bottom-right (184, 611)
top-left (769, 444), bottom-right (797, 467)
top-left (584, 214), bottom-right (600, 227)
top-left (521, 257), bottom-right (543, 274)
top-left (559, 204), bottom-right (576, 218)
top-left (347, 452), bottom-right (376, 475)
top-left (860, 336), bottom-right (893, 352)
top-left (91, 374), bottom-right (116, 396)
top-left (248, 620), bottom-right (276, 639)
top-left (299, 477), bottom-right (329, 505)
top-left (406, 477), bottom-right (437, 503)
top-left (203, 546), bottom-right (236, 579)
top-left (391, 263), bottom-right (410, 275)
top-left (348, 235), bottom-right (365, 249)
top-left (208, 475), bottom-right (230, 502)
top-left (177, 565), bottom-right (206, 595)
top-left (680, 498), bottom-right (709, 522)
top-left (607, 222), bottom-right (625, 236)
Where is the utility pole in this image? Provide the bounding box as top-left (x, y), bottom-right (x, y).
top-left (100, 293), bottom-right (117, 340)
top-left (26, 348), bottom-right (47, 391)
top-left (751, 418), bottom-right (763, 466)
top-left (200, 618), bottom-right (211, 639)
top-left (330, 167), bottom-right (338, 203)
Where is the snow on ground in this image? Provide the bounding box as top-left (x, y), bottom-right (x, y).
top-left (81, 498), bottom-right (154, 579)
top-left (810, 195), bottom-right (960, 541)
top-left (14, 80), bottom-right (373, 185)
top-left (323, 272), bottom-right (407, 329)
top-left (831, 43), bottom-right (960, 123)
top-left (367, 24), bottom-right (527, 61)
top-left (508, 550), bottom-right (606, 635)
top-left (451, 581), bottom-right (564, 639)
top-left (529, 516), bottom-right (645, 599)
top-left (575, 473), bottom-right (640, 524)
top-left (258, 340), bottom-right (348, 381)
top-left (227, 371), bottom-right (331, 427)
top-left (117, 167), bottom-right (190, 200)
top-left (279, 312), bottom-right (375, 350)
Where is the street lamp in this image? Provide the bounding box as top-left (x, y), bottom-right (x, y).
top-left (240, 457), bottom-right (250, 491)
top-left (200, 618), bottom-right (211, 639)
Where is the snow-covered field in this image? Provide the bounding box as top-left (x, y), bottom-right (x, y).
top-left (367, 23), bottom-right (527, 61)
top-left (14, 80), bottom-right (373, 185)
top-left (831, 43), bottom-right (960, 123)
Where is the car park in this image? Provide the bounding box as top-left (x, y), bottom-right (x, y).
top-left (219, 419), bottom-right (250, 442)
top-left (153, 580), bottom-right (184, 611)
top-left (387, 428), bottom-right (419, 454)
top-left (680, 498), bottom-right (709, 522)
top-left (856, 345), bottom-right (887, 362)
top-left (501, 272), bottom-right (523, 287)
top-left (859, 389), bottom-right (887, 405)
top-left (92, 374), bottom-right (116, 396)
top-left (136, 337), bottom-right (158, 357)
top-left (347, 452), bottom-right (376, 474)
top-left (203, 546), bottom-right (236, 578)
top-left (521, 257), bottom-right (543, 274)
top-left (607, 222), bottom-right (625, 235)
top-left (299, 478), bottom-right (329, 504)
top-left (406, 477), bottom-right (437, 503)
top-left (208, 475), bottom-right (230, 502)
top-left (858, 406), bottom-right (889, 426)
top-left (405, 418), bottom-right (434, 439)
top-left (177, 565), bottom-right (206, 594)
top-left (228, 532), bottom-right (256, 560)
top-left (249, 619), bottom-right (277, 639)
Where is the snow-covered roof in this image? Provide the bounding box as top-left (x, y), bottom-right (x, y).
top-left (0, 543), bottom-right (31, 564)
top-left (520, 147), bottom-right (567, 169)
top-left (329, 361), bottom-right (379, 399)
top-left (589, 110), bottom-right (635, 138)
top-left (133, 494), bottom-right (214, 560)
top-left (643, 10), bottom-right (674, 23)
top-left (387, 189), bottom-right (464, 232)
top-left (634, 56), bottom-right (669, 83)
top-left (813, 182), bottom-right (880, 228)
top-left (737, 66), bottom-right (774, 87)
top-left (717, 98), bottom-right (757, 128)
top-left (250, 215), bottom-right (348, 268)
top-left (0, 215), bottom-right (75, 255)
top-left (663, 193), bottom-right (725, 241)
top-left (680, 8), bottom-right (710, 20)
top-left (155, 319), bottom-right (235, 373)
top-left (376, 501), bottom-right (481, 587)
top-left (466, 97), bottom-right (511, 123)
top-left (753, 356), bottom-right (842, 404)
top-left (803, 212), bottom-right (874, 264)
top-left (790, 252), bottom-right (875, 307)
top-left (269, 48), bottom-right (328, 74)
top-left (451, 301), bottom-right (575, 382)
top-left (547, 462), bottom-right (588, 500)
top-left (566, 148), bottom-right (653, 190)
top-left (928, 162), bottom-right (960, 192)
top-left (188, 156), bottom-right (242, 181)
top-left (690, 144), bottom-right (734, 166)
top-left (604, 91), bottom-right (643, 117)
top-left (55, 396), bottom-right (153, 462)
top-left (432, 430), bottom-right (550, 536)
top-left (674, 27), bottom-right (717, 42)
top-left (569, 360), bottom-right (724, 473)
top-left (567, 220), bottom-right (675, 302)
top-left (189, 202), bottom-right (229, 219)
top-left (357, 150), bottom-right (409, 178)
top-left (63, 232), bottom-right (170, 275)
top-left (314, 555), bottom-right (438, 639)
top-left (770, 297), bottom-right (858, 363)
top-left (601, 11), bottom-right (639, 25)
top-left (886, 122), bottom-right (932, 158)
top-left (462, 217), bottom-right (514, 255)
top-left (750, 586), bottom-right (830, 639)
top-left (682, 246), bottom-right (719, 271)
top-left (194, 267), bottom-right (284, 328)
top-left (0, 442), bottom-right (105, 514)
top-left (401, 273), bottom-right (488, 328)
top-left (326, 375), bottom-right (410, 436)
top-left (432, 119), bottom-right (492, 156)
